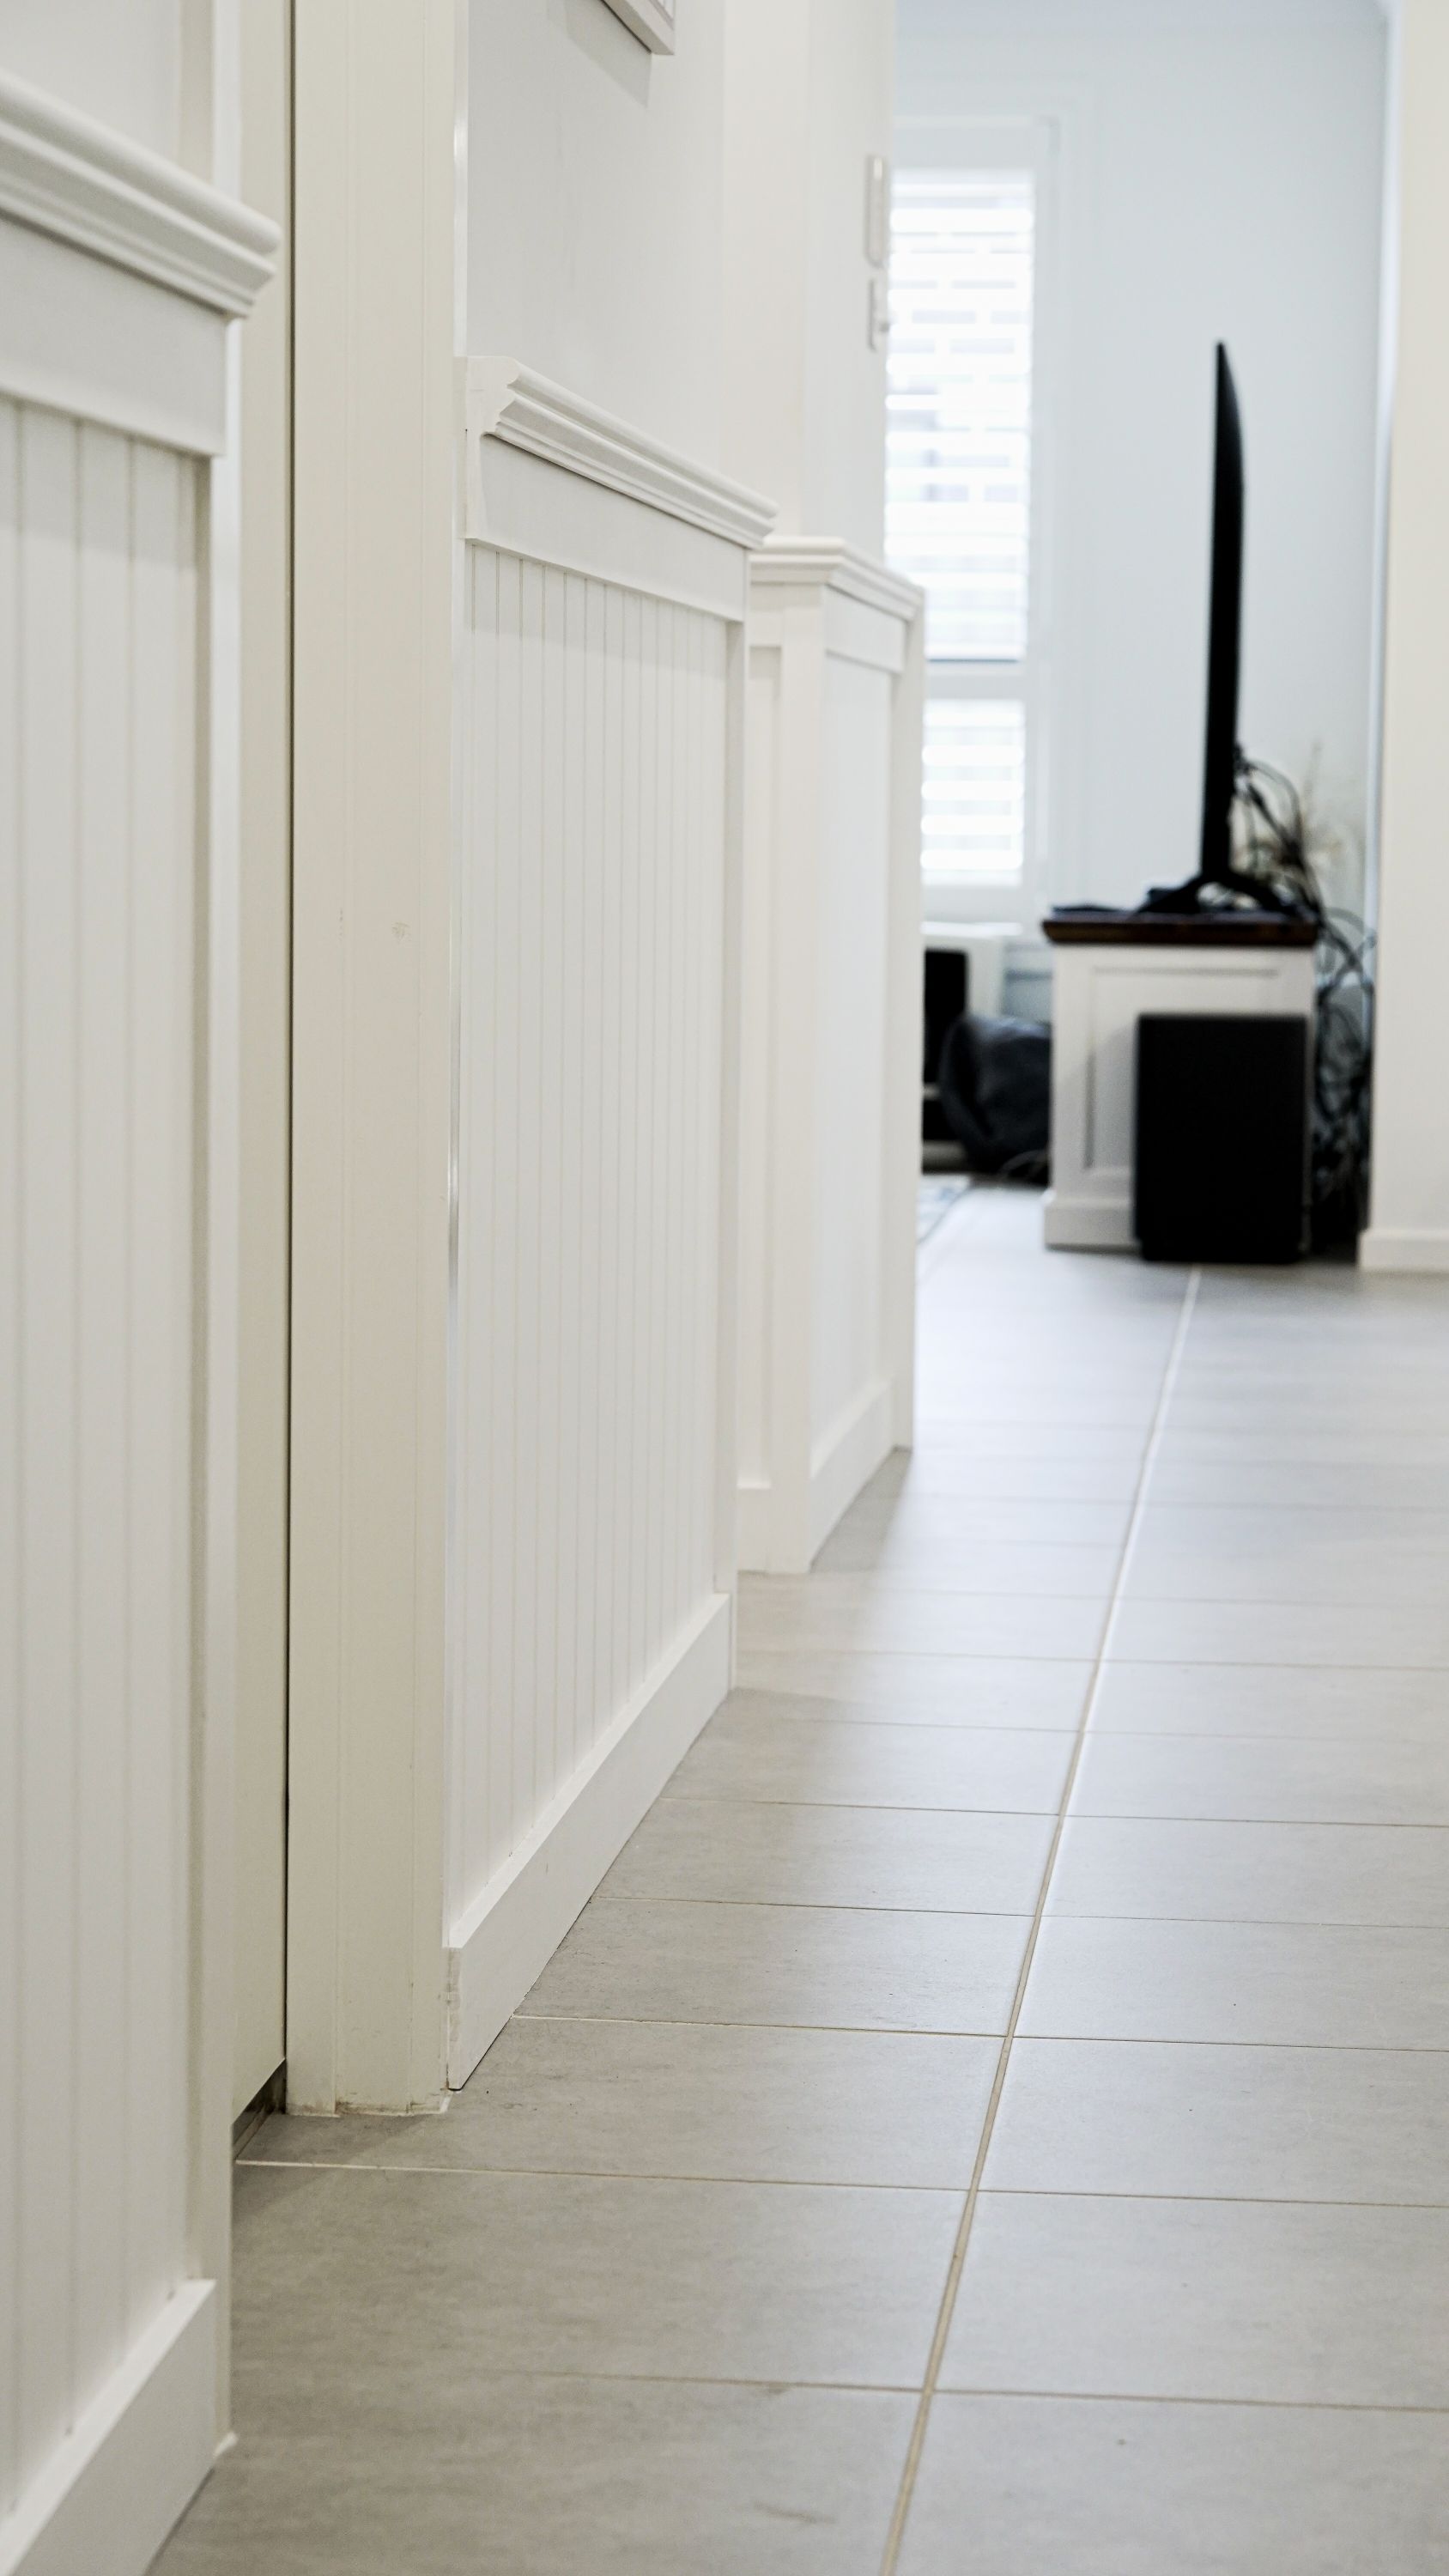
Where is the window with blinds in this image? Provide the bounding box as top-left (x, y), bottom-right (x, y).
top-left (922, 700), bottom-right (1028, 881)
top-left (888, 166), bottom-right (1040, 884)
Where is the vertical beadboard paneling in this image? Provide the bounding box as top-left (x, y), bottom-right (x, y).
top-left (0, 392), bottom-right (19, 2529)
top-left (592, 580), bottom-right (625, 1774)
top-left (16, 400), bottom-right (81, 2503)
top-left (128, 434), bottom-right (196, 2344)
top-left (0, 396), bottom-right (198, 2524)
top-left (73, 420), bottom-right (132, 2423)
top-left (812, 654), bottom-right (894, 1458)
top-left (451, 551), bottom-right (733, 1935)
top-left (737, 643), bottom-right (780, 1493)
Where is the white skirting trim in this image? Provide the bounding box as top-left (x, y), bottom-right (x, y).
top-left (737, 1381), bottom-right (898, 1576)
top-left (1043, 1189), bottom-right (1135, 1254)
top-left (1, 2283), bottom-right (217, 2576)
top-left (735, 1479), bottom-right (776, 1575)
top-left (446, 1594), bottom-right (733, 2084)
top-left (1359, 1226), bottom-right (1449, 1275)
top-left (809, 1380), bottom-right (896, 1563)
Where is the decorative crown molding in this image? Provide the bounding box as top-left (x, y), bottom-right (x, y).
top-left (0, 70), bottom-right (278, 317)
top-left (751, 538), bottom-right (925, 623)
top-left (465, 357), bottom-right (776, 551)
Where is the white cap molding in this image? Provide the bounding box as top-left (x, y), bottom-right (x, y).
top-left (750, 538), bottom-right (925, 624)
top-left (0, 70), bottom-right (278, 318)
top-left (464, 356), bottom-right (777, 552)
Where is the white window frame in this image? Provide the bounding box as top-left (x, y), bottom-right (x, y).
top-left (892, 118), bottom-right (1060, 928)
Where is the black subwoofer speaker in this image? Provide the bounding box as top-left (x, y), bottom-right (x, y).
top-left (1135, 1012), bottom-right (1311, 1264)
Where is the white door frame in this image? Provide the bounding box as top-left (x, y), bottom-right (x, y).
top-left (284, 0), bottom-right (461, 2114)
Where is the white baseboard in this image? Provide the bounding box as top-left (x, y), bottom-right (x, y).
top-left (808, 1379), bottom-right (895, 1562)
top-left (736, 1381), bottom-right (897, 1576)
top-left (735, 1478), bottom-right (776, 1575)
top-left (1043, 1189), bottom-right (1134, 1253)
top-left (446, 1594), bottom-right (732, 2084)
top-left (3, 2282), bottom-right (216, 2576)
top-left (1359, 1227), bottom-right (1449, 1276)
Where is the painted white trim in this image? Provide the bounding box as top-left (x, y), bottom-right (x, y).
top-left (1359, 1226), bottom-right (1449, 1273)
top-left (0, 70), bottom-right (277, 458)
top-left (230, 0), bottom-right (294, 2124)
top-left (467, 435), bottom-right (752, 620)
top-left (0, 2285), bottom-right (216, 2576)
top-left (0, 216), bottom-right (235, 453)
top-left (464, 357), bottom-right (775, 550)
top-left (752, 538), bottom-right (925, 624)
top-left (1043, 1189), bottom-right (1137, 1253)
top-left (809, 1381), bottom-right (896, 1561)
top-left (287, 0), bottom-right (456, 2118)
top-left (0, 70), bottom-right (276, 317)
top-left (447, 1595), bottom-right (732, 2084)
top-left (736, 1479), bottom-right (776, 1570)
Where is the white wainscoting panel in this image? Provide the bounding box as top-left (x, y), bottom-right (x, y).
top-left (0, 70), bottom-right (276, 2576)
top-left (448, 387), bottom-right (770, 2081)
top-left (813, 653), bottom-right (894, 1482)
top-left (0, 398), bottom-right (209, 2571)
top-left (739, 544), bottom-right (925, 1574)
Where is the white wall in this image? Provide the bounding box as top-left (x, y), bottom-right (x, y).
top-left (0, 0), bottom-right (180, 155)
top-left (1362, 0), bottom-right (1449, 1273)
top-left (802, 0), bottom-right (894, 554)
top-left (722, 0), bottom-right (894, 552)
top-left (468, 0), bottom-right (724, 463)
top-left (897, 0), bottom-right (1388, 920)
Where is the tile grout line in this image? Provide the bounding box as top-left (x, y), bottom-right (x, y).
top-left (165, 2357), bottom-right (1449, 2409)
top-left (643, 1798), bottom-right (1449, 1828)
top-left (234, 2161), bottom-right (1449, 2213)
top-left (588, 1894), bottom-right (1449, 1926)
top-left (512, 2011), bottom-right (1449, 2052)
top-left (878, 1264), bottom-right (1203, 2576)
top-left (257, 2009), bottom-right (1449, 2050)
top-left (704, 1714), bottom-right (1449, 1744)
top-left (743, 1649), bottom-right (1449, 1673)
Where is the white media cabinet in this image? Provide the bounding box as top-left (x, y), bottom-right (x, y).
top-left (1042, 912), bottom-right (1319, 1252)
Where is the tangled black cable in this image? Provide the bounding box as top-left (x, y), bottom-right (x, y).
top-left (1232, 750), bottom-right (1375, 1249)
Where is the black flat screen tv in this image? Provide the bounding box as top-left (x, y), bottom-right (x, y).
top-left (1199, 343), bottom-right (1245, 885)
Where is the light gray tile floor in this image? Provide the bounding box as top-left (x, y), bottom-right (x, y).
top-left (155, 1184), bottom-right (1449, 2573)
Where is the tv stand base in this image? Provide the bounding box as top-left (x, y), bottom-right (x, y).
top-left (1041, 913), bottom-right (1317, 1255)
